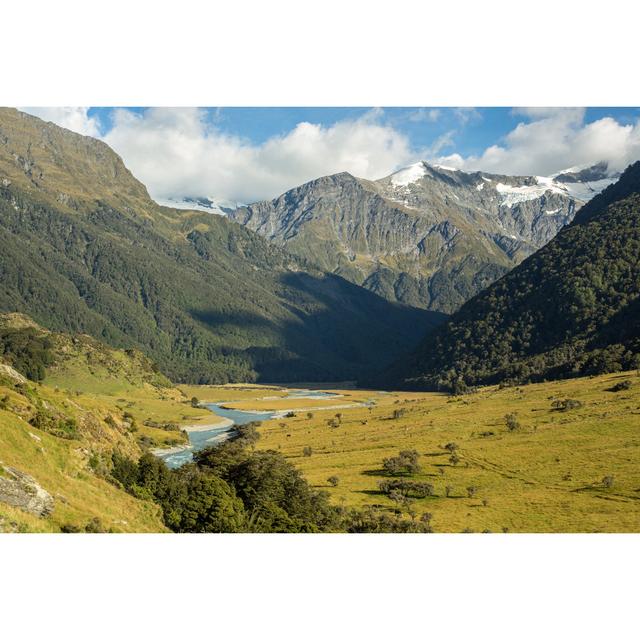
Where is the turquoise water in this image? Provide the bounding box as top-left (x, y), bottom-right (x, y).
top-left (159, 403), bottom-right (275, 469)
top-left (157, 389), bottom-right (340, 468)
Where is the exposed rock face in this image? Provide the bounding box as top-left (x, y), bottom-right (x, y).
top-left (0, 463), bottom-right (54, 517)
top-left (0, 363), bottom-right (27, 384)
top-left (230, 162), bottom-right (614, 312)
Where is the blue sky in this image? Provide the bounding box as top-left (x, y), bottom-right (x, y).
top-left (25, 107), bottom-right (640, 203)
top-left (86, 106), bottom-right (640, 159)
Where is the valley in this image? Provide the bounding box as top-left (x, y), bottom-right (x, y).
top-left (194, 372), bottom-right (640, 533)
top-left (0, 107), bottom-right (638, 534)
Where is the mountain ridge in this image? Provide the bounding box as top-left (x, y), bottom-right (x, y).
top-left (373, 161), bottom-right (640, 390)
top-left (229, 160), bottom-right (612, 312)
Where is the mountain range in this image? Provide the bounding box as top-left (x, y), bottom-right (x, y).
top-left (376, 161), bottom-right (640, 390)
top-left (228, 161), bottom-right (617, 312)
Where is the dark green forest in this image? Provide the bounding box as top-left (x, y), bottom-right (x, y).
top-left (376, 162), bottom-right (640, 391)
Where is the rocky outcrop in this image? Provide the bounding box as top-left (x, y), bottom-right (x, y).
top-left (0, 363), bottom-right (27, 384)
top-left (0, 463), bottom-right (54, 517)
top-left (230, 162), bottom-right (615, 313)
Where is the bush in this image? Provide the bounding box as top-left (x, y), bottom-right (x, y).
top-left (378, 479), bottom-right (434, 498)
top-left (607, 380), bottom-right (632, 392)
top-left (466, 486), bottom-right (478, 498)
top-left (190, 397), bottom-right (200, 407)
top-left (84, 517), bottom-right (107, 533)
top-left (327, 475), bottom-right (339, 487)
top-left (551, 399), bottom-right (583, 411)
top-left (391, 408), bottom-right (406, 420)
top-left (343, 507), bottom-right (432, 533)
top-left (602, 475), bottom-right (615, 489)
top-left (505, 413), bottom-right (520, 431)
top-left (302, 446), bottom-right (313, 457)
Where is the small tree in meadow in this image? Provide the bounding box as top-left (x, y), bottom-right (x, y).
top-left (602, 475), bottom-right (615, 489)
top-left (505, 413), bottom-right (519, 432)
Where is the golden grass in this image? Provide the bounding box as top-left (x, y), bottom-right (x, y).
top-left (238, 371), bottom-right (640, 533)
top-left (0, 409), bottom-right (166, 532)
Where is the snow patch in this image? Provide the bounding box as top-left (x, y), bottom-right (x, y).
top-left (559, 178), bottom-right (616, 202)
top-left (390, 162), bottom-right (427, 187)
top-left (154, 196), bottom-right (242, 215)
top-left (495, 177), bottom-right (568, 208)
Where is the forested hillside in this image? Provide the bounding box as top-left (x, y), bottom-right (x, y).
top-left (376, 162), bottom-right (640, 390)
top-left (0, 108), bottom-right (442, 383)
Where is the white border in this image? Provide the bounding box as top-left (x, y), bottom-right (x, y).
top-left (1, 0), bottom-right (639, 106)
top-left (1, 1), bottom-right (639, 637)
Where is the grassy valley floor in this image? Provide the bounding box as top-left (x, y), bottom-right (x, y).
top-left (186, 372), bottom-right (640, 533)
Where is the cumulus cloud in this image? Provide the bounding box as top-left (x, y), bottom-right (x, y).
top-left (22, 107), bottom-right (101, 137)
top-left (435, 108), bottom-right (640, 176)
top-left (102, 108), bottom-right (415, 203)
top-left (20, 106), bottom-right (640, 201)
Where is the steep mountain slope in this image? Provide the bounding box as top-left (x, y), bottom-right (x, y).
top-left (0, 108), bottom-right (441, 383)
top-left (229, 162), bottom-right (609, 312)
top-left (376, 162), bottom-right (640, 390)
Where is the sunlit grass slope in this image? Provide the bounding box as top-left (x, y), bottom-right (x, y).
top-left (234, 371), bottom-right (640, 532)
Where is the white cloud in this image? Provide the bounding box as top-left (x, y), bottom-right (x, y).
top-left (20, 106), bottom-right (640, 201)
top-left (98, 108), bottom-right (416, 203)
top-left (408, 108), bottom-right (441, 123)
top-left (22, 107), bottom-right (101, 137)
top-left (435, 108), bottom-right (640, 176)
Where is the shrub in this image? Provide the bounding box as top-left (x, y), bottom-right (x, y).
top-left (190, 397), bottom-right (200, 407)
top-left (327, 475), bottom-right (339, 487)
top-left (444, 442), bottom-right (458, 452)
top-left (391, 408), bottom-right (406, 420)
top-left (607, 380), bottom-right (631, 392)
top-left (306, 412), bottom-right (314, 419)
top-left (602, 475), bottom-right (615, 489)
top-left (343, 507), bottom-right (432, 533)
top-left (378, 479), bottom-right (434, 498)
top-left (505, 413), bottom-right (519, 431)
top-left (85, 517), bottom-right (107, 533)
top-left (466, 486), bottom-right (478, 498)
top-left (302, 446), bottom-right (313, 457)
top-left (551, 399), bottom-right (583, 411)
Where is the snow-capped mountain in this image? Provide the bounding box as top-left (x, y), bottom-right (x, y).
top-left (154, 195), bottom-right (243, 215)
top-left (229, 162), bottom-right (614, 312)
